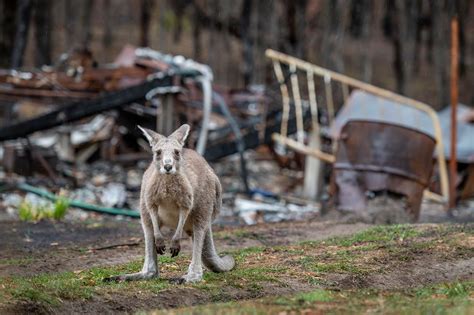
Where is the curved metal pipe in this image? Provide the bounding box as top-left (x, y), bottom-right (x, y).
top-left (213, 91), bottom-right (250, 194)
top-left (195, 76), bottom-right (212, 155)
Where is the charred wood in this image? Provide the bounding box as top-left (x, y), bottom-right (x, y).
top-left (0, 77), bottom-right (173, 142)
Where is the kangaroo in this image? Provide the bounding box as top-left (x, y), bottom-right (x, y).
top-left (107, 124), bottom-right (234, 283)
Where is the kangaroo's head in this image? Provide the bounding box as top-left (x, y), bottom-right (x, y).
top-left (138, 124), bottom-right (190, 175)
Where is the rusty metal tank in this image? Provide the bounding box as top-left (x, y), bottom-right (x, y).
top-left (333, 120), bottom-right (437, 220)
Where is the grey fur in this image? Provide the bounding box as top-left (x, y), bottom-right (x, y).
top-left (106, 124), bottom-right (234, 283)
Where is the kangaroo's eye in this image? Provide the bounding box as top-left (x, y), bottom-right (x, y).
top-left (174, 149), bottom-right (180, 156)
top-left (156, 149), bottom-right (162, 156)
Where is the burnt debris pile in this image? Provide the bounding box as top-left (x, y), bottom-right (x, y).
top-left (0, 49), bottom-right (473, 224)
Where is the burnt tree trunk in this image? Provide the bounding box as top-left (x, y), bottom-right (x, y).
top-left (293, 0), bottom-right (308, 58)
top-left (431, 0), bottom-right (449, 107)
top-left (33, 0), bottom-right (52, 66)
top-left (103, 0), bottom-right (113, 48)
top-left (64, 0), bottom-right (75, 47)
top-left (139, 0), bottom-right (153, 47)
top-left (11, 0), bottom-right (32, 68)
top-left (320, 0), bottom-right (349, 72)
top-left (456, 0), bottom-right (469, 77)
top-left (240, 0), bottom-right (253, 86)
top-left (81, 0), bottom-right (93, 48)
top-left (350, 0), bottom-right (374, 82)
top-left (0, 0), bottom-right (17, 67)
top-left (385, 0), bottom-right (420, 95)
top-left (221, 2), bottom-right (233, 85)
top-left (254, 0), bottom-right (274, 84)
top-left (191, 2), bottom-right (202, 60)
top-left (170, 0), bottom-right (188, 43)
top-left (397, 0), bottom-right (419, 95)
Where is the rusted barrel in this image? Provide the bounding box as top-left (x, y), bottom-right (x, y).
top-left (334, 120), bottom-right (436, 221)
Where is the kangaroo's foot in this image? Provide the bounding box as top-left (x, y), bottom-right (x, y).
top-left (103, 271), bottom-right (158, 282)
top-left (169, 271), bottom-right (203, 284)
top-left (155, 237), bottom-right (166, 255)
top-left (169, 239), bottom-right (181, 257)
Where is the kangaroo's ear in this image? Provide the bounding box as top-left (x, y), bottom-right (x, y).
top-left (169, 124), bottom-right (190, 146)
top-left (138, 125), bottom-right (163, 146)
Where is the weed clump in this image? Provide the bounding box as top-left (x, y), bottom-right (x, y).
top-left (18, 197), bottom-right (69, 222)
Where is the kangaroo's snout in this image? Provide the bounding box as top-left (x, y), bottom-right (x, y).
top-left (160, 156), bottom-right (176, 174)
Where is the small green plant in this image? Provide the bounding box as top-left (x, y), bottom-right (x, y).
top-left (18, 202), bottom-right (35, 221)
top-left (18, 198), bottom-right (69, 222)
top-left (51, 197), bottom-right (69, 220)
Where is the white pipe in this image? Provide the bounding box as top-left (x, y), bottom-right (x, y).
top-left (136, 47), bottom-right (214, 155)
top-left (196, 75), bottom-right (212, 155)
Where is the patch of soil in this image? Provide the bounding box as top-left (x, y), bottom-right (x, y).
top-left (1, 221), bottom-right (473, 314)
top-left (326, 256), bottom-right (474, 291)
top-left (368, 256), bottom-right (474, 290)
top-left (0, 220), bottom-right (143, 277)
top-left (366, 194), bottom-right (414, 224)
top-left (217, 220), bottom-right (371, 248)
top-left (0, 220), bottom-right (141, 256)
top-left (2, 301), bottom-right (53, 315)
top-left (0, 219), bottom-right (371, 277)
top-left (4, 279), bottom-right (315, 315)
top-left (59, 288), bottom-right (211, 314)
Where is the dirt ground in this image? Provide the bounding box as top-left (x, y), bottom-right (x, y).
top-left (0, 219), bottom-right (370, 278)
top-left (0, 215), bottom-right (473, 314)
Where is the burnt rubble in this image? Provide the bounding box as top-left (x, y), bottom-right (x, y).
top-left (1, 48), bottom-right (473, 225)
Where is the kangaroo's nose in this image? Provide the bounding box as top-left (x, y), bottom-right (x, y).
top-left (164, 164), bottom-right (172, 172)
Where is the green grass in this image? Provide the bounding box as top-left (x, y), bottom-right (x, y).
top-left (158, 281), bottom-right (473, 315)
top-left (2, 258), bottom-right (174, 306)
top-left (414, 281), bottom-right (472, 299)
top-left (205, 266), bottom-right (283, 284)
top-left (2, 224), bottom-right (472, 312)
top-left (275, 289), bottom-right (334, 305)
top-left (214, 229), bottom-right (259, 240)
top-left (297, 253), bottom-right (371, 275)
top-left (324, 224), bottom-right (422, 247)
top-left (7, 272), bottom-right (94, 306)
top-left (0, 248), bottom-right (282, 307)
top-left (380, 282), bottom-right (474, 315)
top-left (18, 197), bottom-right (69, 222)
top-left (0, 257), bottom-right (34, 266)
top-left (231, 246), bottom-right (265, 263)
top-left (196, 265), bottom-right (285, 301)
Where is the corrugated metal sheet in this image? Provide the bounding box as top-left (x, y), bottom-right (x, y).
top-left (329, 90), bottom-right (435, 138)
top-left (438, 104), bottom-right (474, 163)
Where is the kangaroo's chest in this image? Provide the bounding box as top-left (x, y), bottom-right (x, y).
top-left (145, 176), bottom-right (193, 224)
top-left (157, 200), bottom-right (180, 228)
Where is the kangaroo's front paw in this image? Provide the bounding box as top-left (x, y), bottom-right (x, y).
top-left (169, 239), bottom-right (181, 257)
top-left (155, 238), bottom-right (166, 255)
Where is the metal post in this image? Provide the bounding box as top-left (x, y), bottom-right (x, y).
top-left (156, 94), bottom-right (175, 136)
top-left (449, 17), bottom-right (459, 209)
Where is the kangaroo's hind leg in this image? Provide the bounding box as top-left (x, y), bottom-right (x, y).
top-left (172, 219), bottom-right (206, 283)
top-left (104, 208), bottom-right (158, 282)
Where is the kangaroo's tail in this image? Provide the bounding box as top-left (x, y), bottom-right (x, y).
top-left (202, 227), bottom-right (235, 272)
top-left (212, 179), bottom-right (222, 220)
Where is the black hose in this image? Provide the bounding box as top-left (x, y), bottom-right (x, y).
top-left (212, 92), bottom-right (250, 195)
